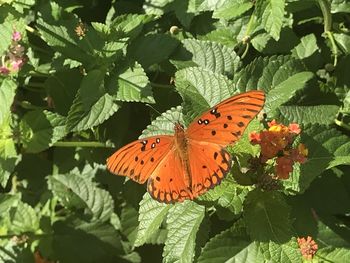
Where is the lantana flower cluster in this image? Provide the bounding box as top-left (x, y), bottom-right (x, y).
top-left (249, 120), bottom-right (308, 180)
top-left (0, 31), bottom-right (26, 75)
top-left (297, 236), bottom-right (318, 260)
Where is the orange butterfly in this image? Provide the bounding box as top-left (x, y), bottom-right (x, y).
top-left (107, 90), bottom-right (265, 203)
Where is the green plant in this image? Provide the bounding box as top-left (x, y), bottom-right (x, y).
top-left (0, 0), bottom-right (350, 262)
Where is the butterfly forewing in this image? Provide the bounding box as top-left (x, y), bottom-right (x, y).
top-left (187, 90), bottom-right (265, 146)
top-left (106, 135), bottom-right (174, 184)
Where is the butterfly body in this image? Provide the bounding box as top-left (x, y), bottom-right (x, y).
top-left (107, 90), bottom-right (265, 203)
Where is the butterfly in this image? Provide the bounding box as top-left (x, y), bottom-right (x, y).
top-left (107, 90), bottom-right (265, 203)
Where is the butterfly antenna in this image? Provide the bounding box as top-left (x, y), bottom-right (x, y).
top-left (145, 104), bottom-right (175, 124)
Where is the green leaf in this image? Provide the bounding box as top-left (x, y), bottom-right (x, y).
top-left (317, 247), bottom-right (350, 262)
top-left (199, 177), bottom-right (249, 214)
top-left (182, 39), bottom-right (241, 75)
top-left (244, 190), bottom-right (293, 243)
top-left (134, 193), bottom-right (171, 247)
top-left (291, 33), bottom-right (319, 59)
top-left (9, 201), bottom-right (39, 233)
top-left (45, 69), bottom-right (82, 116)
top-left (277, 105), bottom-right (339, 126)
top-left (234, 55), bottom-right (313, 115)
top-left (331, 0), bottom-right (350, 13)
top-left (334, 33), bottom-right (350, 54)
top-left (0, 194), bottom-right (19, 215)
top-left (265, 71), bottom-right (314, 113)
top-left (120, 203), bottom-right (139, 244)
top-left (0, 79), bottom-right (16, 127)
top-left (225, 242), bottom-right (264, 262)
top-left (198, 224), bottom-right (251, 263)
top-left (141, 106), bottom-right (183, 138)
top-left (143, 0), bottom-right (175, 16)
top-left (0, 119), bottom-right (19, 188)
top-left (258, 239), bottom-right (302, 263)
top-left (107, 61), bottom-right (155, 103)
top-left (66, 69), bottom-right (119, 132)
top-left (109, 14), bottom-right (153, 39)
top-left (299, 125), bottom-right (350, 191)
top-left (20, 110), bottom-right (67, 153)
top-left (128, 33), bottom-right (179, 68)
top-left (50, 221), bottom-right (123, 263)
top-left (213, 0), bottom-right (253, 20)
top-left (163, 201), bottom-right (205, 263)
top-left (48, 174), bottom-right (114, 222)
top-left (36, 17), bottom-right (95, 66)
top-left (256, 0), bottom-right (285, 40)
top-left (175, 67), bottom-right (235, 122)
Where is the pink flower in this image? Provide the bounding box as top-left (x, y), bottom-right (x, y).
top-left (11, 59), bottom-right (23, 71)
top-left (12, 31), bottom-right (21, 41)
top-left (0, 66), bottom-right (10, 75)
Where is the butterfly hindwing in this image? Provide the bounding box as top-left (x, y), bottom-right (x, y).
top-left (188, 140), bottom-right (232, 197)
top-left (106, 135), bottom-right (174, 183)
top-left (147, 150), bottom-right (193, 203)
top-left (187, 90), bottom-right (265, 146)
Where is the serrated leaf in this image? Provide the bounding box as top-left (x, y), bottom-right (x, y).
top-left (9, 201), bottom-right (39, 233)
top-left (45, 69), bottom-right (82, 116)
top-left (244, 190), bottom-right (293, 243)
top-left (234, 55), bottom-right (313, 115)
top-left (292, 34), bottom-right (319, 59)
top-left (256, 0), bottom-right (285, 41)
top-left (198, 224), bottom-right (251, 263)
top-left (128, 33), bottom-right (179, 68)
top-left (134, 193), bottom-right (171, 247)
top-left (36, 17), bottom-right (96, 66)
top-left (0, 194), bottom-right (19, 215)
top-left (334, 33), bottom-right (350, 54)
top-left (110, 14), bottom-right (153, 37)
top-left (175, 67), bottom-right (235, 123)
top-left (258, 239), bottom-right (302, 263)
top-left (225, 242), bottom-right (264, 262)
top-left (265, 71), bottom-right (314, 113)
top-left (141, 106), bottom-right (183, 138)
top-left (20, 110), bottom-right (67, 153)
top-left (66, 69), bottom-right (119, 131)
top-left (182, 39), bottom-right (241, 75)
top-left (317, 247), bottom-right (350, 262)
top-left (120, 204), bottom-right (139, 244)
top-left (299, 125), bottom-right (350, 191)
top-left (143, 0), bottom-right (175, 16)
top-left (163, 201), bottom-right (205, 263)
top-left (48, 174), bottom-right (114, 222)
top-left (199, 177), bottom-right (249, 214)
top-left (50, 221), bottom-right (123, 263)
top-left (213, 0), bottom-right (253, 20)
top-left (108, 61), bottom-right (155, 103)
top-left (277, 105), bottom-right (339, 126)
top-left (0, 119), bottom-right (19, 188)
top-left (0, 79), bottom-right (16, 127)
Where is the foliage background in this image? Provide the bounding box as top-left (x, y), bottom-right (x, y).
top-left (0, 0), bottom-right (350, 262)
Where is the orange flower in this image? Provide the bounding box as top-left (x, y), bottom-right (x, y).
top-left (249, 131), bottom-right (261, 144)
top-left (288, 123), bottom-right (301, 134)
top-left (275, 156), bottom-right (294, 179)
top-left (249, 120), bottom-right (308, 180)
top-left (297, 236), bottom-right (318, 260)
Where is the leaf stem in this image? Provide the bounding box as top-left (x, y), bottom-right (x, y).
top-left (335, 119), bottom-right (350, 131)
top-left (53, 141), bottom-right (111, 148)
top-left (150, 82), bottom-right (174, 89)
top-left (318, 0), bottom-right (338, 66)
